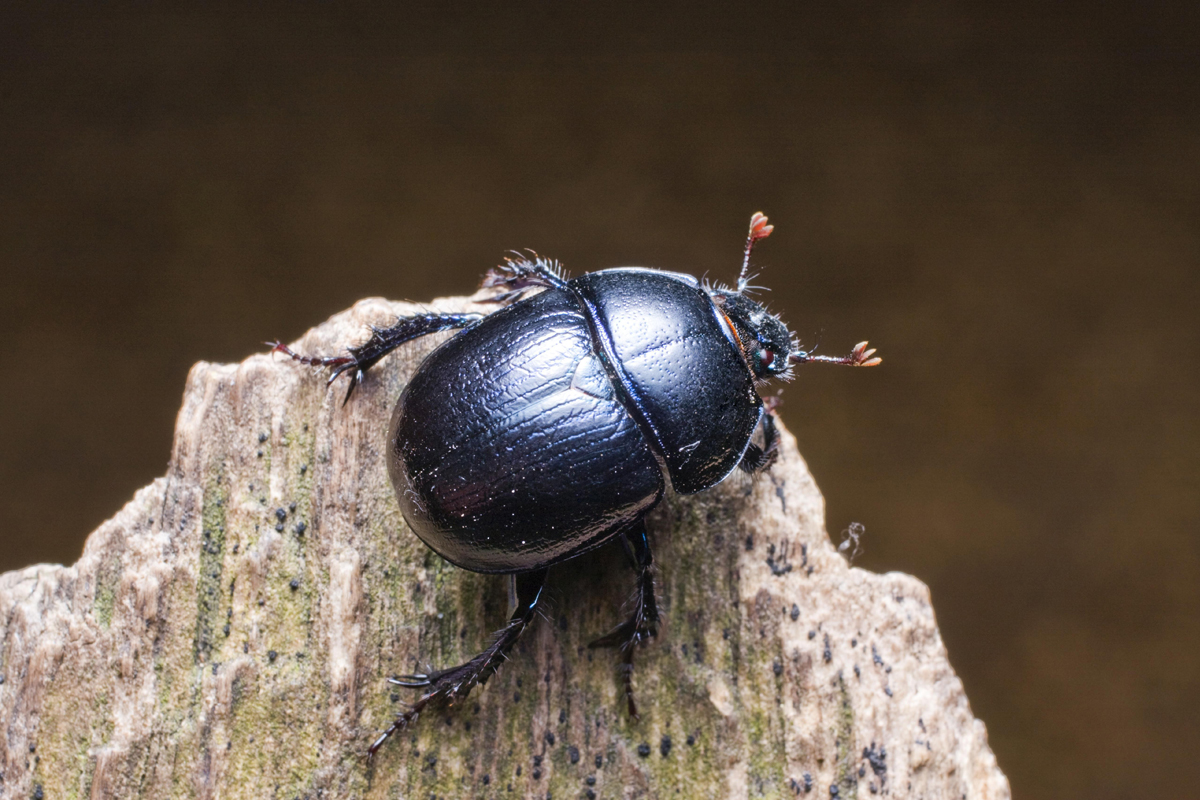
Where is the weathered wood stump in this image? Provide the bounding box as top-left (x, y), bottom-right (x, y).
top-left (0, 296), bottom-right (1009, 799)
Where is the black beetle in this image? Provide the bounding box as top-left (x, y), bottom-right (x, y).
top-left (271, 213), bottom-right (879, 754)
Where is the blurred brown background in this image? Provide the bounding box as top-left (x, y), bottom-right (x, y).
top-left (1, 3), bottom-right (1196, 798)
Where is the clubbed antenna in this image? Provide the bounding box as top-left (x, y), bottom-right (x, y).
top-left (738, 212), bottom-right (775, 294)
top-left (790, 340), bottom-right (882, 368)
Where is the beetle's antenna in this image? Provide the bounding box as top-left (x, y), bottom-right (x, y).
top-left (738, 212), bottom-right (774, 294)
top-left (790, 340), bottom-right (882, 367)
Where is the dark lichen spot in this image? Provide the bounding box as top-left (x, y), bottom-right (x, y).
top-left (545, 731), bottom-right (556, 746)
top-left (595, 754), bottom-right (603, 769)
top-left (744, 534), bottom-right (754, 551)
top-left (532, 769), bottom-right (541, 780)
top-left (294, 521), bottom-right (307, 536)
top-left (568, 745), bottom-right (580, 764)
top-left (268, 650), bottom-right (278, 662)
top-left (823, 633), bottom-right (832, 663)
top-left (773, 660), bottom-right (783, 677)
top-left (513, 691), bottom-right (521, 703)
top-left (256, 450), bottom-right (263, 458)
top-left (660, 735), bottom-right (672, 757)
top-left (766, 541), bottom-right (793, 575)
top-left (300, 464), bottom-right (308, 474)
top-left (258, 432), bottom-right (268, 443)
top-left (290, 578), bottom-right (300, 591)
top-left (808, 630), bottom-right (817, 640)
top-left (275, 523), bottom-right (284, 532)
top-left (586, 791), bottom-right (596, 800)
top-left (33, 786), bottom-right (44, 800)
top-left (830, 784), bottom-right (839, 797)
top-left (885, 687), bottom-right (893, 697)
top-left (791, 603), bottom-right (800, 621)
top-left (686, 734), bottom-right (695, 746)
top-left (275, 508), bottom-right (287, 522)
top-left (482, 774), bottom-right (490, 785)
top-left (637, 743), bottom-right (651, 758)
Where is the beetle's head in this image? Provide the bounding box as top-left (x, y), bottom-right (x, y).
top-left (710, 290), bottom-right (797, 381)
top-left (705, 211), bottom-right (797, 381)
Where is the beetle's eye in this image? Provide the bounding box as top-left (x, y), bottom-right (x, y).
top-left (758, 349), bottom-right (775, 369)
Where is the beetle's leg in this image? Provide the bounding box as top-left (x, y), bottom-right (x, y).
top-left (368, 568), bottom-right (548, 757)
top-left (738, 411), bottom-right (780, 474)
top-left (589, 524), bottom-right (658, 719)
top-left (479, 252), bottom-right (570, 304)
top-left (269, 312), bottom-right (483, 404)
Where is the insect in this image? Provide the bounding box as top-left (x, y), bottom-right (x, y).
top-left (270, 212), bottom-right (880, 754)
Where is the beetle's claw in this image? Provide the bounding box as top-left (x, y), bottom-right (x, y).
top-left (367, 712), bottom-right (418, 759)
top-left (588, 618), bottom-right (656, 652)
top-left (391, 673), bottom-right (433, 688)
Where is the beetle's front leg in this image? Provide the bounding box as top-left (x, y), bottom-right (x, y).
top-left (738, 410), bottom-right (780, 474)
top-left (589, 524), bottom-right (658, 719)
top-left (368, 568), bottom-right (548, 757)
top-left (479, 252), bottom-right (570, 304)
top-left (269, 311), bottom-right (482, 404)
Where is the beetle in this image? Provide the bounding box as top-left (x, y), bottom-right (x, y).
top-left (271, 212), bottom-right (880, 754)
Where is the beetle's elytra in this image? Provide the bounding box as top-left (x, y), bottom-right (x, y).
top-left (270, 213), bottom-right (880, 754)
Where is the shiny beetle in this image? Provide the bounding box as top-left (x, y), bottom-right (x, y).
top-left (271, 213), bottom-right (880, 753)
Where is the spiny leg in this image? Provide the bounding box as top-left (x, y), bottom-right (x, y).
top-left (589, 524), bottom-right (658, 719)
top-left (368, 568), bottom-right (548, 757)
top-left (269, 311), bottom-right (482, 404)
top-left (479, 252), bottom-right (570, 304)
top-left (738, 410), bottom-right (780, 474)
